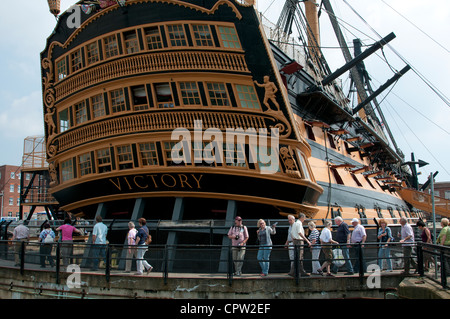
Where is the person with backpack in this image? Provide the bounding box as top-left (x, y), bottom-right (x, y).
top-left (39, 222), bottom-right (55, 268)
top-left (135, 218), bottom-right (153, 275)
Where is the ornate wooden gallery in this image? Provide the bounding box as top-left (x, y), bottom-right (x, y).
top-left (41, 0), bottom-right (323, 233)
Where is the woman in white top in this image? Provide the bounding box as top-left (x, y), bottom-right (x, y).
top-left (317, 220), bottom-right (338, 276)
top-left (125, 221), bottom-right (138, 273)
top-left (307, 221), bottom-right (321, 275)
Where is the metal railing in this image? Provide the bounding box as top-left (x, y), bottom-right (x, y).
top-left (0, 239), bottom-right (448, 288)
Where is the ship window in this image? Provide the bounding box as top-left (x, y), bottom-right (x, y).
top-left (357, 206), bottom-right (367, 224)
top-left (74, 100), bottom-right (87, 125)
top-left (116, 145), bottom-right (134, 170)
top-left (351, 173), bottom-right (362, 187)
top-left (206, 82), bottom-right (230, 107)
top-left (78, 153), bottom-right (92, 176)
top-left (164, 141), bottom-right (186, 166)
top-left (327, 133), bottom-right (336, 149)
top-left (397, 207), bottom-right (403, 218)
top-left (58, 108), bottom-right (70, 133)
top-left (218, 26), bottom-right (241, 49)
top-left (61, 159), bottom-right (74, 182)
top-left (144, 26), bottom-right (163, 50)
top-left (104, 34), bottom-right (119, 59)
top-left (330, 167), bottom-right (344, 185)
top-left (388, 207), bottom-right (397, 223)
top-left (192, 24), bottom-right (214, 47)
top-left (71, 49), bottom-right (83, 73)
top-left (375, 206), bottom-right (383, 219)
top-left (364, 175), bottom-right (376, 189)
top-left (224, 142), bottom-right (246, 167)
top-left (86, 41), bottom-right (100, 65)
top-left (96, 148), bottom-right (112, 173)
top-left (139, 143), bottom-right (159, 166)
top-left (124, 30), bottom-right (140, 54)
top-left (56, 59), bottom-right (67, 80)
top-left (235, 85), bottom-right (260, 109)
top-left (179, 82), bottom-right (201, 106)
top-left (131, 85), bottom-right (149, 110)
top-left (110, 89), bottom-right (126, 113)
top-left (167, 24), bottom-right (187, 47)
top-left (304, 124), bottom-right (315, 141)
top-left (154, 83), bottom-right (174, 108)
top-left (91, 94), bottom-right (106, 118)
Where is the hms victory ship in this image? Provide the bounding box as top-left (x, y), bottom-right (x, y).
top-left (31, 0), bottom-right (450, 257)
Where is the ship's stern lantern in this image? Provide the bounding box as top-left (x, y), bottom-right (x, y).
top-left (47, 0), bottom-right (61, 17)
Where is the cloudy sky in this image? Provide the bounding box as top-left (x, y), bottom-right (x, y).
top-left (0, 0), bottom-right (448, 185)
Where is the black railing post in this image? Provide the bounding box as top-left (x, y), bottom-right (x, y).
top-left (294, 243), bottom-right (299, 285)
top-left (440, 251), bottom-right (447, 288)
top-left (358, 243), bottom-right (364, 285)
top-left (20, 241), bottom-right (25, 275)
top-left (55, 242), bottom-right (61, 284)
top-left (417, 243), bottom-right (424, 276)
top-left (163, 245), bottom-right (168, 285)
top-left (228, 245), bottom-right (233, 286)
top-left (105, 244), bottom-right (110, 283)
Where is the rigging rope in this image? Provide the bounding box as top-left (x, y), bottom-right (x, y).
top-left (342, 0), bottom-right (450, 108)
top-left (379, 0), bottom-right (450, 54)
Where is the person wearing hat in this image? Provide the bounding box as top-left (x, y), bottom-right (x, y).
top-left (350, 218), bottom-right (367, 273)
top-left (227, 216), bottom-right (249, 276)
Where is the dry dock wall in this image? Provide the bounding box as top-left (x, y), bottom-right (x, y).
top-left (0, 267), bottom-right (415, 299)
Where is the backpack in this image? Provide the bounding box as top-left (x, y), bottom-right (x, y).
top-left (44, 230), bottom-right (54, 243)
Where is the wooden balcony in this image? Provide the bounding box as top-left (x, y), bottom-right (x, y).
top-left (54, 109), bottom-right (279, 154)
top-left (54, 50), bottom-right (249, 101)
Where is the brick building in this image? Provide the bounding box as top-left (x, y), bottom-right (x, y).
top-left (0, 165), bottom-right (22, 220)
top-left (434, 182), bottom-right (450, 200)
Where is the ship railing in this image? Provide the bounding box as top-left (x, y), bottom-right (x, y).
top-left (0, 217), bottom-right (424, 243)
top-left (0, 240), bottom-right (447, 289)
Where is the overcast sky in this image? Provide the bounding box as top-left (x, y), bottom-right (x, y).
top-left (0, 0), bottom-right (448, 185)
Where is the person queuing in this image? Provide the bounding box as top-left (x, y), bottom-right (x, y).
top-left (317, 220), bottom-right (338, 276)
top-left (285, 214), bottom-right (310, 277)
top-left (399, 217), bottom-right (417, 275)
top-left (377, 219), bottom-right (394, 272)
top-left (332, 217), bottom-right (354, 275)
top-left (350, 218), bottom-right (366, 274)
top-left (227, 216), bottom-right (249, 276)
top-left (256, 219), bottom-right (276, 277)
top-left (12, 220), bottom-right (30, 267)
top-left (56, 218), bottom-right (81, 267)
top-left (135, 218), bottom-right (153, 275)
top-left (39, 223), bottom-right (55, 268)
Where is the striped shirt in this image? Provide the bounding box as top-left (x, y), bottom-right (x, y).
top-left (308, 229), bottom-right (320, 247)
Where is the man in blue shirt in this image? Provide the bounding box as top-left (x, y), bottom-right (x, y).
top-left (135, 218), bottom-right (153, 275)
top-left (90, 215), bottom-right (108, 271)
top-left (332, 217), bottom-right (354, 275)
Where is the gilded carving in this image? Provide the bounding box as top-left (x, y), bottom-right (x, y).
top-left (254, 76), bottom-right (280, 112)
top-left (42, 57), bottom-right (58, 158)
top-left (48, 161), bottom-right (58, 186)
top-left (280, 146), bottom-right (301, 179)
